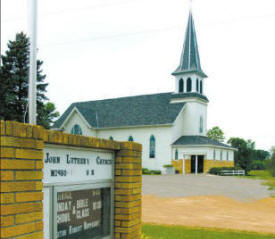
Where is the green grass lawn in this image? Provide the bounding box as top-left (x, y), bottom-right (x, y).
top-left (142, 224), bottom-right (275, 239)
top-left (244, 170), bottom-right (275, 193)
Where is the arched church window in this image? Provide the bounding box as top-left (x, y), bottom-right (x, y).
top-left (175, 149), bottom-right (178, 160)
top-left (220, 150), bottom-right (223, 160)
top-left (149, 135), bottom-right (156, 158)
top-left (213, 149), bottom-right (216, 160)
top-left (109, 136), bottom-right (114, 140)
top-left (187, 78), bottom-right (192, 92)
top-left (71, 124), bottom-right (82, 135)
top-left (128, 136), bottom-right (134, 142)
top-left (199, 116), bottom-right (203, 133)
top-left (200, 80), bottom-right (203, 94)
top-left (179, 79), bottom-right (184, 93)
top-left (196, 78), bottom-right (199, 92)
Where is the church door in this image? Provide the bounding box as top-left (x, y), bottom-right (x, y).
top-left (191, 155), bottom-right (196, 173)
top-left (198, 155), bottom-right (204, 173)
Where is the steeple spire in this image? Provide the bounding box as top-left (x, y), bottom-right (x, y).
top-left (172, 11), bottom-right (207, 78)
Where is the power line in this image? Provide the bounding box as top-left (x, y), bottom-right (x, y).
top-left (41, 26), bottom-right (182, 48)
top-left (40, 13), bottom-right (275, 48)
top-left (2, 0), bottom-right (143, 23)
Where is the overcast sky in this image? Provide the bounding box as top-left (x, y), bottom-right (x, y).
top-left (2, 0), bottom-right (275, 150)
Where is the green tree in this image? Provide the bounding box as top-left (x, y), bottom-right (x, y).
top-left (254, 150), bottom-right (270, 161)
top-left (267, 150), bottom-right (275, 177)
top-left (227, 137), bottom-right (254, 174)
top-left (207, 126), bottom-right (225, 142)
top-left (0, 32), bottom-right (58, 128)
top-left (37, 102), bottom-right (60, 129)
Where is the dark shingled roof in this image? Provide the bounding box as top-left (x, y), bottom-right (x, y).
top-left (172, 11), bottom-right (207, 78)
top-left (53, 92), bottom-right (186, 129)
top-left (173, 136), bottom-right (233, 148)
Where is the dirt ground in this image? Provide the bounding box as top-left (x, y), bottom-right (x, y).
top-left (142, 195), bottom-right (275, 234)
top-left (142, 175), bottom-right (275, 234)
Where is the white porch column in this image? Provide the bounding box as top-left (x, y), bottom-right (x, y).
top-left (195, 155), bottom-right (198, 174)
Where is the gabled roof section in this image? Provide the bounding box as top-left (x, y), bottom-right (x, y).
top-left (172, 11), bottom-right (207, 78)
top-left (173, 136), bottom-right (233, 149)
top-left (53, 93), bottom-right (185, 129)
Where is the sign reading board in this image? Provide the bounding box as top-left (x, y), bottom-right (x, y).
top-left (56, 187), bottom-right (111, 239)
top-left (43, 145), bottom-right (114, 184)
top-left (43, 145), bottom-right (114, 239)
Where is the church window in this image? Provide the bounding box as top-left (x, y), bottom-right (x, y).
top-left (71, 124), bottom-right (82, 135)
top-left (175, 149), bottom-right (178, 160)
top-left (196, 78), bottom-right (199, 92)
top-left (213, 149), bottom-right (216, 160)
top-left (199, 116), bottom-right (203, 133)
top-left (226, 151), bottom-right (229, 161)
top-left (179, 79), bottom-right (184, 93)
top-left (149, 135), bottom-right (156, 158)
top-left (109, 136), bottom-right (114, 140)
top-left (187, 78), bottom-right (192, 92)
top-left (200, 80), bottom-right (203, 94)
top-left (220, 150), bottom-right (223, 160)
top-left (128, 136), bottom-right (134, 142)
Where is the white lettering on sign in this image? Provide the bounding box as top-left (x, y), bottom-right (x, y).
top-left (43, 145), bottom-right (114, 184)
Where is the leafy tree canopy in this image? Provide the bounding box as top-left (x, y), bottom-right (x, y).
top-left (207, 126), bottom-right (225, 142)
top-left (0, 32), bottom-right (59, 129)
top-left (227, 137), bottom-right (254, 173)
top-left (268, 150), bottom-right (275, 177)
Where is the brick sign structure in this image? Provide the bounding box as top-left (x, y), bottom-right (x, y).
top-left (0, 121), bottom-right (142, 239)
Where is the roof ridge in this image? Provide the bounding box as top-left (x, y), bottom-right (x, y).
top-left (74, 92), bottom-right (173, 105)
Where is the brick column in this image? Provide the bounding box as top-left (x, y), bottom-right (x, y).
top-left (114, 142), bottom-right (142, 239)
top-left (0, 121), bottom-right (44, 239)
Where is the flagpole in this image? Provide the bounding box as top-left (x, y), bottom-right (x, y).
top-left (28, 0), bottom-right (37, 125)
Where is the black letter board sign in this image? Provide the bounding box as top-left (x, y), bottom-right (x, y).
top-left (55, 187), bottom-right (111, 239)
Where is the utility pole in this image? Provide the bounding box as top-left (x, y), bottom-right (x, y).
top-left (28, 0), bottom-right (38, 124)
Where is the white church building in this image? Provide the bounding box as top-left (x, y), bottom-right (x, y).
top-left (53, 11), bottom-right (235, 174)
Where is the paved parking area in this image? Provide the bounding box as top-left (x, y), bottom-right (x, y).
top-left (142, 174), bottom-right (273, 201)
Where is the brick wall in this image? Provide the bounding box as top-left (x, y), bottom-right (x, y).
top-left (0, 121), bottom-right (44, 239)
top-left (204, 160), bottom-right (234, 173)
top-left (171, 159), bottom-right (183, 174)
top-left (114, 142), bottom-right (142, 239)
top-left (185, 159), bottom-right (191, 174)
top-left (0, 121), bottom-right (142, 239)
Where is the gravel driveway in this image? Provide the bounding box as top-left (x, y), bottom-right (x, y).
top-left (142, 174), bottom-right (273, 201)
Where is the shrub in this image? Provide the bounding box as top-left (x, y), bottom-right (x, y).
top-left (142, 168), bottom-right (151, 175)
top-left (163, 164), bottom-right (173, 168)
top-left (208, 167), bottom-right (238, 175)
top-left (251, 160), bottom-right (267, 170)
top-left (151, 170), bottom-right (161, 175)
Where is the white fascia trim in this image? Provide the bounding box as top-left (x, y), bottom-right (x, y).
top-left (60, 107), bottom-right (93, 130)
top-left (170, 97), bottom-right (208, 105)
top-left (171, 144), bottom-right (237, 151)
top-left (97, 123), bottom-right (173, 131)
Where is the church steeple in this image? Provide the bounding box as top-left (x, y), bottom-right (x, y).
top-left (173, 11), bottom-right (206, 78)
top-left (172, 11), bottom-right (207, 96)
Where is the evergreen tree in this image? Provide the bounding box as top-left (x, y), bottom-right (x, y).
top-left (0, 32), bottom-right (58, 128)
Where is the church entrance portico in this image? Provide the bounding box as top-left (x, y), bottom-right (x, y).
top-left (191, 155), bottom-right (204, 174)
